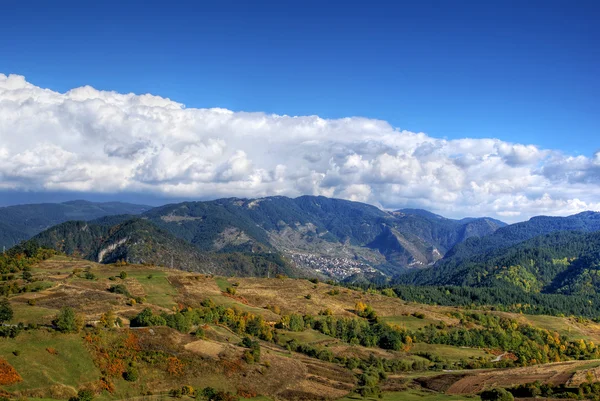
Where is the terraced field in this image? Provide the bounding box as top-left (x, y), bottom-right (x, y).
top-left (4, 256), bottom-right (600, 401)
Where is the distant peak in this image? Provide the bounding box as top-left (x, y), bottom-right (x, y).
top-left (62, 200), bottom-right (93, 205)
top-left (395, 208), bottom-right (446, 220)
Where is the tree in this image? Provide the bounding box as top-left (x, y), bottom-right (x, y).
top-left (480, 388), bottom-right (514, 401)
top-left (0, 298), bottom-right (13, 323)
top-left (99, 310), bottom-right (116, 328)
top-left (69, 389), bottom-right (94, 401)
top-left (53, 307), bottom-right (84, 333)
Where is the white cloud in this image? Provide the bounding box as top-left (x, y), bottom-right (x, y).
top-left (1, 73), bottom-right (599, 222)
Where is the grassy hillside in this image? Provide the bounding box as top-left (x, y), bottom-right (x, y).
top-left (3, 252), bottom-right (600, 400)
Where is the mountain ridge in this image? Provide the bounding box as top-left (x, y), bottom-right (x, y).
top-left (0, 200), bottom-right (151, 250)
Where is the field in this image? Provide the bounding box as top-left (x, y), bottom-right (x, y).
top-left (410, 344), bottom-right (492, 362)
top-left (340, 389), bottom-right (480, 401)
top-left (4, 256), bottom-right (600, 401)
top-left (0, 331), bottom-right (99, 393)
top-left (380, 315), bottom-right (440, 331)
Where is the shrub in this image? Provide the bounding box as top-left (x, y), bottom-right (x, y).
top-left (123, 367), bottom-right (138, 382)
top-left (242, 350), bottom-right (255, 364)
top-left (119, 271), bottom-right (128, 280)
top-left (480, 388), bottom-right (514, 401)
top-left (305, 294), bottom-right (312, 299)
top-left (108, 284), bottom-right (130, 297)
top-left (69, 389), bottom-right (94, 401)
top-left (182, 385), bottom-right (195, 396)
top-left (53, 307), bottom-right (84, 333)
top-left (0, 298), bottom-right (13, 323)
top-left (225, 287), bottom-right (236, 295)
top-left (130, 308), bottom-right (167, 327)
top-left (0, 357), bottom-right (23, 385)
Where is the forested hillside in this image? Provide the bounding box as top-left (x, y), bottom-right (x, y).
top-left (395, 230), bottom-right (600, 296)
top-left (0, 200), bottom-right (150, 249)
top-left (28, 218), bottom-right (297, 277)
top-left (142, 196), bottom-right (504, 276)
top-left (444, 211), bottom-right (600, 261)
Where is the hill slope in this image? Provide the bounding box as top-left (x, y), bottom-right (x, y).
top-left (444, 211), bottom-right (600, 261)
top-left (0, 200), bottom-right (151, 249)
top-left (28, 218), bottom-right (298, 277)
top-left (396, 230), bottom-right (600, 295)
top-left (143, 196), bottom-right (504, 276)
top-left (4, 253), bottom-right (600, 400)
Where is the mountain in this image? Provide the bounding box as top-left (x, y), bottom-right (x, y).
top-left (0, 200), bottom-right (151, 249)
top-left (444, 211), bottom-right (600, 261)
top-left (28, 217), bottom-right (297, 277)
top-left (395, 230), bottom-right (600, 296)
top-left (142, 196), bottom-right (504, 277)
top-left (14, 196), bottom-right (504, 278)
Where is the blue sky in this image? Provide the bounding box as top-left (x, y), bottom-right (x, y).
top-left (0, 0), bottom-right (599, 220)
top-left (2, 0), bottom-right (598, 154)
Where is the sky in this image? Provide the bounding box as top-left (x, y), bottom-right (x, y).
top-left (0, 0), bottom-right (599, 222)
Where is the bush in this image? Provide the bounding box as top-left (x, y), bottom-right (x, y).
top-left (0, 298), bottom-right (13, 323)
top-left (108, 284), bottom-right (130, 297)
top-left (69, 389), bottom-right (94, 401)
top-left (130, 308), bottom-right (167, 327)
top-left (119, 271), bottom-right (128, 279)
top-left (240, 337), bottom-right (260, 364)
top-left (182, 385), bottom-right (195, 396)
top-left (53, 307), bottom-right (84, 333)
top-left (480, 388), bottom-right (514, 401)
top-left (195, 327), bottom-right (206, 339)
top-left (123, 367), bottom-right (138, 382)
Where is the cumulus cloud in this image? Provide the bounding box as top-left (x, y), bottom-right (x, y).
top-left (1, 73), bottom-right (599, 222)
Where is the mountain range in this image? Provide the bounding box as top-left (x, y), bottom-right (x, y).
top-left (0, 200), bottom-right (151, 250)
top-left (5, 196), bottom-right (600, 294)
top-left (14, 196), bottom-right (505, 277)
